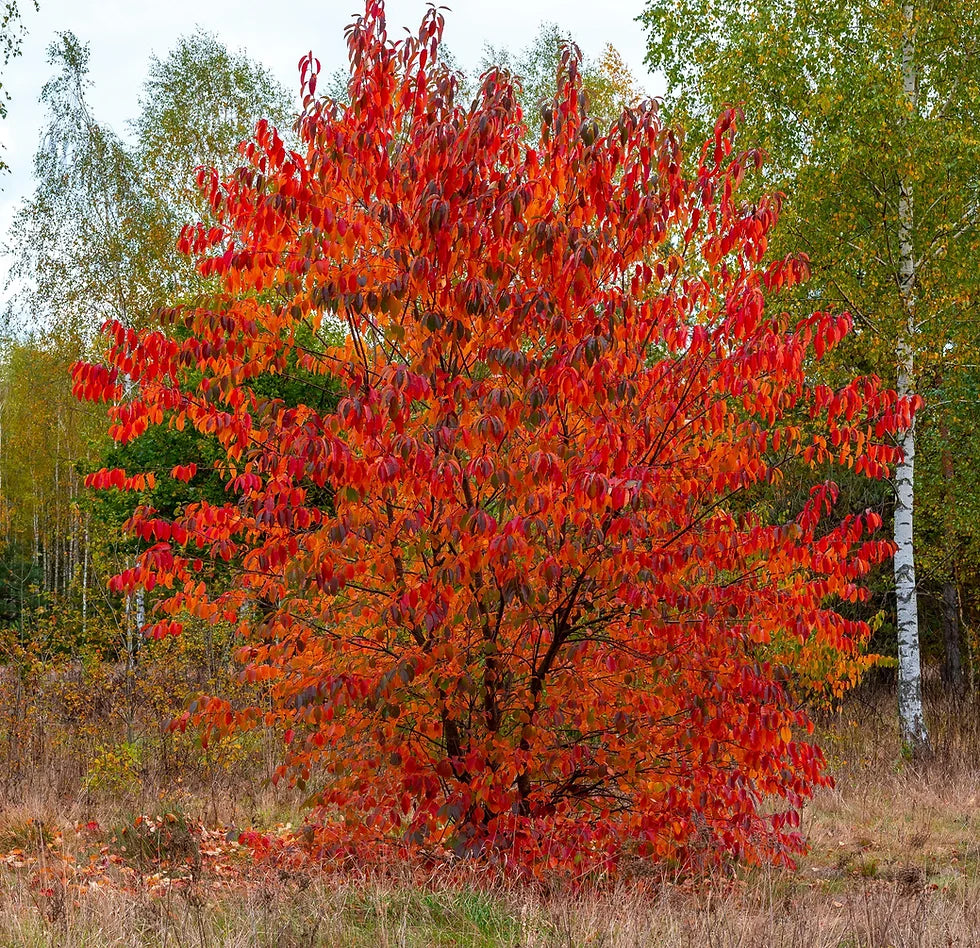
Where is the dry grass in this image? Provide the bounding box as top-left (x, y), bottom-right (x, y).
top-left (2, 863), bottom-right (978, 946)
top-left (1, 684), bottom-right (979, 946)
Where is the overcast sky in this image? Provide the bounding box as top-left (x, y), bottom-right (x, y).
top-left (1, 0), bottom-right (663, 248)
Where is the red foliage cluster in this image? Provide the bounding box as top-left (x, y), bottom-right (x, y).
top-left (75, 2), bottom-right (911, 876)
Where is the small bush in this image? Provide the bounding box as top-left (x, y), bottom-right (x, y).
top-left (109, 809), bottom-right (200, 866)
top-left (83, 742), bottom-right (142, 800)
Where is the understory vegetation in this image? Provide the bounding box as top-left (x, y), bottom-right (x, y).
top-left (1, 683), bottom-right (979, 946)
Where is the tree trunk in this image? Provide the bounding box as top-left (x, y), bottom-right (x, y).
top-left (124, 594), bottom-right (136, 745)
top-left (894, 0), bottom-right (929, 754)
top-left (941, 580), bottom-right (964, 695)
top-left (939, 430), bottom-right (965, 696)
top-left (53, 443), bottom-right (60, 599)
top-left (81, 517), bottom-right (89, 638)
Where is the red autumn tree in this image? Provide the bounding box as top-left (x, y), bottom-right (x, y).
top-left (74, 3), bottom-right (911, 874)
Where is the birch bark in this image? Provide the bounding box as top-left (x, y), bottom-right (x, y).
top-left (894, 0), bottom-right (928, 753)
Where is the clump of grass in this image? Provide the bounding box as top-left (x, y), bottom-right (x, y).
top-left (0, 814), bottom-right (55, 854)
top-left (108, 810), bottom-right (200, 868)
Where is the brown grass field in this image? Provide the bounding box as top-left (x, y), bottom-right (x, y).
top-left (1, 684), bottom-right (979, 947)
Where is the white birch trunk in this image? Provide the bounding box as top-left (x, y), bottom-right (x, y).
top-left (124, 593), bottom-right (136, 744)
top-left (53, 452), bottom-right (60, 598)
top-left (125, 594), bottom-right (134, 671)
top-left (0, 398), bottom-right (4, 531)
top-left (81, 517), bottom-right (89, 637)
top-left (894, 0), bottom-right (928, 753)
top-left (32, 475), bottom-right (40, 563)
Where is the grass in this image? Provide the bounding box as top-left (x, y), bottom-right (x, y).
top-left (2, 864), bottom-right (979, 946)
top-left (1, 684), bottom-right (979, 946)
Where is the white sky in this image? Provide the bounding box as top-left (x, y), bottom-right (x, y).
top-left (1, 0), bottom-right (662, 247)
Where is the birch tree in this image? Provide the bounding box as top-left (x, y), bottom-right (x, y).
top-left (4, 32), bottom-right (166, 335)
top-left (4, 30), bottom-right (293, 334)
top-left (131, 29), bottom-right (293, 285)
top-left (642, 0), bottom-right (980, 754)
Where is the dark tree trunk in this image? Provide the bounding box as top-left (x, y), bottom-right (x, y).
top-left (941, 580), bottom-right (965, 697)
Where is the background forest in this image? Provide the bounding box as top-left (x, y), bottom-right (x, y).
top-left (0, 1), bottom-right (979, 945)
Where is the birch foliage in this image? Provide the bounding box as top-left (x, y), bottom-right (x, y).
top-left (642, 0), bottom-right (980, 751)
